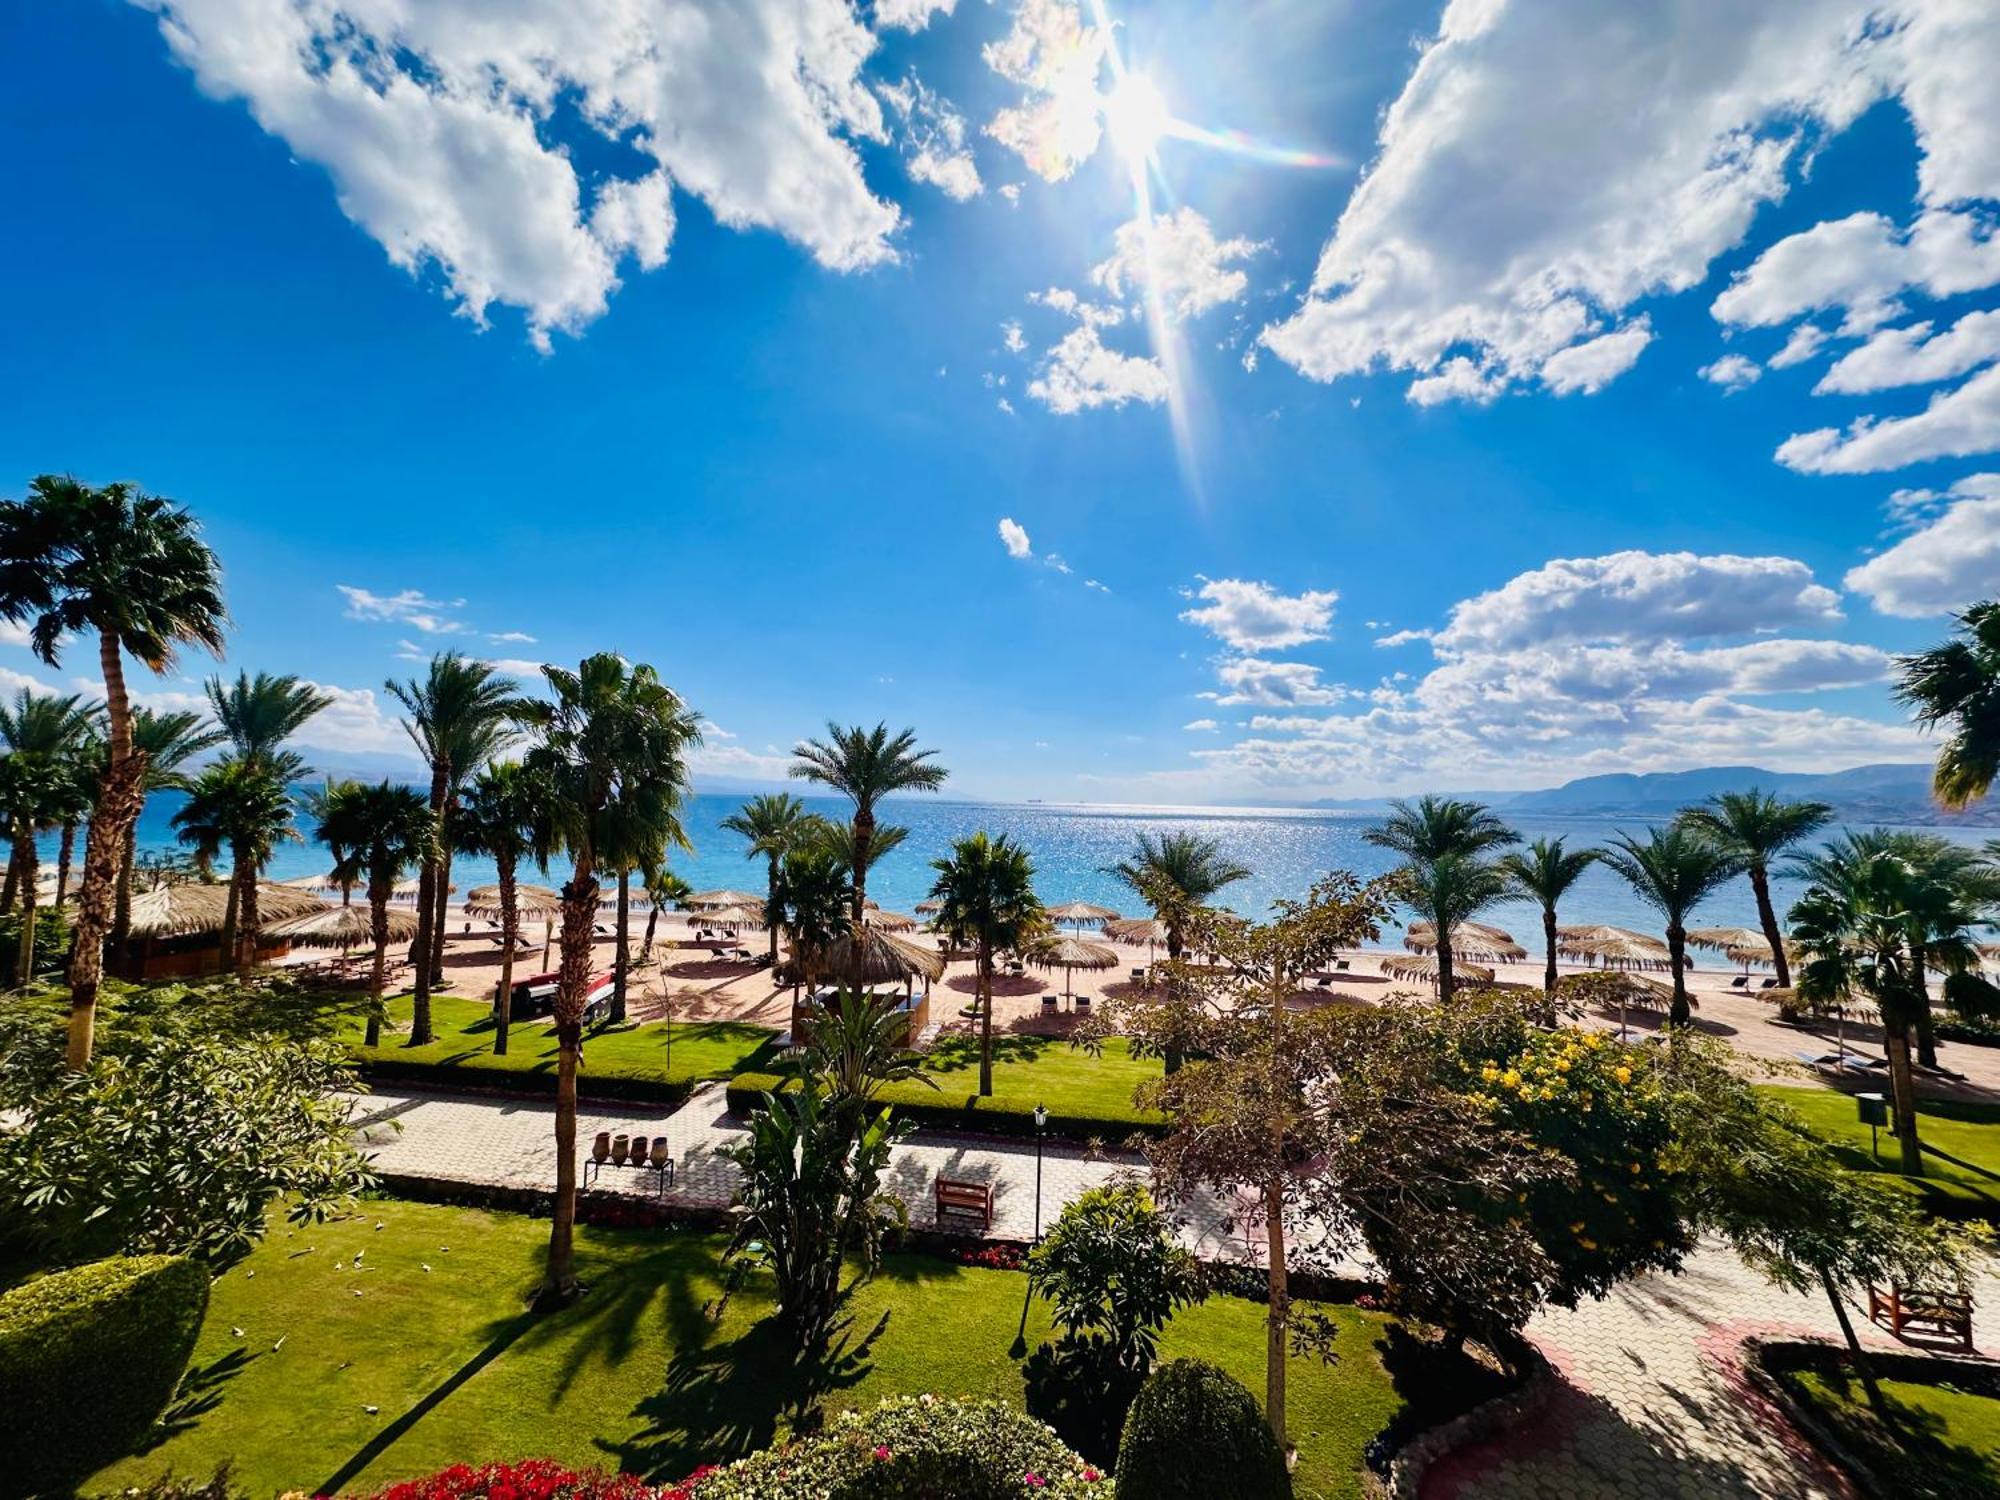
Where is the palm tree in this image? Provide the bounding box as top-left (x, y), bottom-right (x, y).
top-left (929, 832), bottom-right (1045, 1095)
top-left (721, 793), bottom-right (821, 967)
top-left (772, 842), bottom-right (854, 996)
top-left (1678, 790), bottom-right (1831, 988)
top-left (1496, 837), bottom-right (1600, 996)
top-left (791, 723), bottom-right (948, 952)
top-left (386, 653), bottom-right (525, 1046)
top-left (1365, 796), bottom-right (1520, 1002)
top-left (1395, 852), bottom-right (1510, 1003)
top-left (600, 783), bottom-right (691, 1025)
top-left (1895, 601), bottom-right (2000, 808)
top-left (205, 671), bottom-right (329, 963)
top-left (456, 761), bottom-right (547, 1056)
top-left (1599, 826), bottom-right (1742, 1026)
top-left (111, 708), bottom-right (226, 951)
top-left (0, 476), bottom-right (227, 1067)
top-left (314, 779), bottom-right (433, 1048)
top-left (525, 654), bottom-right (701, 1308)
top-left (171, 757), bottom-right (300, 970)
top-left (1104, 830), bottom-right (1252, 959)
top-left (0, 689), bottom-right (102, 986)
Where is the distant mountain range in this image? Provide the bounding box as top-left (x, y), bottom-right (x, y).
top-left (1313, 762), bottom-right (1996, 826)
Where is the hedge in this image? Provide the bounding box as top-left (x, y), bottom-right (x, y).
top-left (0, 1254), bottom-right (209, 1497)
top-left (1117, 1359), bottom-right (1290, 1500)
top-left (725, 1073), bottom-right (1164, 1142)
top-left (355, 1056), bottom-right (697, 1107)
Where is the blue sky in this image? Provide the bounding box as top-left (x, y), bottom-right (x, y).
top-left (4, 0), bottom-right (1999, 804)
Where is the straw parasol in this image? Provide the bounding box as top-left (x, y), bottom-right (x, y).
top-left (263, 902), bottom-right (419, 950)
top-left (1556, 925), bottom-right (1671, 970)
top-left (124, 883), bottom-right (328, 941)
top-left (688, 889), bottom-right (762, 910)
top-left (278, 870), bottom-right (350, 893)
top-left (1573, 968), bottom-right (1676, 1039)
top-left (814, 928), bottom-right (946, 986)
top-left (1102, 916), bottom-right (1167, 945)
top-left (1404, 920), bottom-right (1526, 963)
top-left (389, 877), bottom-right (454, 901)
top-left (695, 904), bottom-right (764, 931)
top-left (867, 909), bottom-right (919, 933)
top-left (915, 898), bottom-right (943, 916)
top-left (1382, 952), bottom-right (1494, 987)
top-left (463, 883), bottom-right (565, 921)
top-left (1686, 926), bottom-right (1766, 953)
top-left (1044, 900), bottom-right (1119, 928)
top-left (1030, 934), bottom-right (1120, 999)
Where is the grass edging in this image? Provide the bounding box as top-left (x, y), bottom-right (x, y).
top-left (724, 1071), bottom-right (1166, 1142)
top-left (1367, 1337), bottom-right (1551, 1499)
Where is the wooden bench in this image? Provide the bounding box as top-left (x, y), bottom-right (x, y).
top-left (935, 1177), bottom-right (993, 1233)
top-left (1869, 1283), bottom-right (1974, 1352)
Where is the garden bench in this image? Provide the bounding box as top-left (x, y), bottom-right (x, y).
top-left (1869, 1282), bottom-right (1973, 1351)
top-left (585, 1131), bottom-right (675, 1197)
top-left (935, 1176), bottom-right (993, 1233)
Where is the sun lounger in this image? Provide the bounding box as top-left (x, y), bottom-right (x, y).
top-left (1335, 959), bottom-right (1350, 972)
top-left (1041, 993), bottom-right (1058, 1013)
top-left (1074, 993), bottom-right (1091, 1013)
top-left (1730, 975), bottom-right (1748, 989)
top-left (1758, 977), bottom-right (1779, 989)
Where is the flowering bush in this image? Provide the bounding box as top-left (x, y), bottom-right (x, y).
top-left (684, 1396), bottom-right (1108, 1498)
top-left (955, 1243), bottom-right (1027, 1272)
top-left (359, 1458), bottom-right (664, 1500)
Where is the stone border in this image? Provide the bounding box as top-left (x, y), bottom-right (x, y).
top-left (1365, 1339), bottom-right (1554, 1500)
top-left (1742, 1335), bottom-right (2000, 1500)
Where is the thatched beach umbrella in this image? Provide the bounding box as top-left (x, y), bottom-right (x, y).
top-left (1556, 925), bottom-right (1671, 970)
top-left (814, 928), bottom-right (945, 987)
top-left (867, 909), bottom-right (919, 933)
top-left (915, 898), bottom-right (944, 916)
top-left (125, 882), bottom-right (327, 941)
top-left (688, 889), bottom-right (762, 910)
top-left (264, 902), bottom-right (419, 952)
top-left (1044, 900), bottom-right (1119, 929)
top-left (1575, 969), bottom-right (1676, 1039)
top-left (465, 883), bottom-right (565, 965)
top-left (278, 870), bottom-right (351, 894)
top-left (1405, 920), bottom-right (1526, 964)
top-left (1382, 952), bottom-right (1494, 989)
top-left (1030, 934), bottom-right (1119, 999)
top-left (695, 904), bottom-right (763, 931)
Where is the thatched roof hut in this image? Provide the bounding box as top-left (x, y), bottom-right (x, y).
top-left (814, 928), bottom-right (946, 985)
top-left (687, 889), bottom-right (762, 910)
top-left (264, 902), bottom-right (419, 949)
top-left (125, 883), bottom-right (327, 940)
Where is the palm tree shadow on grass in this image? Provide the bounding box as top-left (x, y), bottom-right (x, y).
top-left (141, 1347), bottom-right (260, 1450)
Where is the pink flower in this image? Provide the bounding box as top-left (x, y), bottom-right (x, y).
top-left (873, 1447), bottom-right (891, 1461)
top-left (1083, 1469), bottom-right (1100, 1483)
top-left (1024, 1474), bottom-right (1045, 1488)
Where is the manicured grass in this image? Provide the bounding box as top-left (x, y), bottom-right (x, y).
top-left (347, 995), bottom-right (781, 1098)
top-left (1760, 1084), bottom-right (2000, 1213)
top-left (90, 1200), bottom-right (1405, 1500)
top-left (1783, 1365), bottom-right (2000, 1497)
top-left (730, 1033), bottom-right (1167, 1138)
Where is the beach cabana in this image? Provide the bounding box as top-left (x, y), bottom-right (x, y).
top-left (866, 909), bottom-right (919, 933)
top-left (812, 928), bottom-right (946, 989)
top-left (1404, 920), bottom-right (1526, 964)
top-left (116, 882), bottom-right (328, 980)
top-left (1381, 952), bottom-right (1494, 989)
top-left (264, 902), bottom-right (419, 953)
top-left (1030, 934), bottom-right (1119, 1001)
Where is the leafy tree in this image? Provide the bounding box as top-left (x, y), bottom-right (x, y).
top-left (721, 792), bottom-right (823, 967)
top-left (524, 653), bottom-right (700, 1307)
top-left (1599, 825), bottom-right (1741, 1026)
top-left (315, 779), bottom-right (434, 1048)
top-left (1678, 790), bottom-right (1831, 987)
top-left (386, 652), bottom-right (525, 1044)
top-left (1497, 836), bottom-right (1600, 998)
top-left (1895, 600), bottom-right (2000, 809)
top-left (171, 757), bottom-right (300, 970)
top-left (791, 722), bottom-right (947, 961)
top-left (0, 688), bottom-right (100, 987)
top-left (1103, 829), bottom-right (1251, 960)
top-left (455, 760), bottom-right (547, 1055)
top-left (929, 831), bottom-right (1046, 1095)
top-left (110, 708), bottom-right (224, 951)
top-left (0, 475), bottom-right (228, 1070)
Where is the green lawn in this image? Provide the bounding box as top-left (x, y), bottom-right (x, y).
top-left (90, 1201), bottom-right (1406, 1500)
top-left (347, 995), bottom-right (781, 1096)
top-left (1783, 1365), bottom-right (2000, 1498)
top-left (1761, 1084), bottom-right (2000, 1213)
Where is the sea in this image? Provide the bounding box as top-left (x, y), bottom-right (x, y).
top-left (53, 789), bottom-right (1998, 944)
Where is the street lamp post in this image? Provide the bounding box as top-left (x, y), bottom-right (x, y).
top-left (1033, 1102), bottom-right (1049, 1242)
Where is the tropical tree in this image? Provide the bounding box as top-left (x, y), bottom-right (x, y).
top-left (1395, 852), bottom-right (1511, 1003)
top-left (1600, 826), bottom-right (1742, 1026)
top-left (600, 779), bottom-right (692, 1025)
top-left (314, 779), bottom-right (435, 1048)
top-left (0, 689), bottom-right (100, 985)
top-left (386, 653), bottom-right (524, 1046)
top-left (524, 654), bottom-right (700, 1308)
top-left (204, 671), bottom-right (329, 963)
top-left (111, 709), bottom-right (225, 950)
top-left (455, 761), bottom-right (547, 1056)
top-left (791, 722), bottom-right (947, 947)
top-left (1366, 796), bottom-right (1520, 1004)
top-left (772, 841), bottom-right (854, 996)
top-left (171, 758), bottom-right (300, 970)
top-left (720, 792), bottom-right (821, 967)
top-left (1678, 790), bottom-right (1831, 988)
top-left (929, 831), bottom-right (1045, 1095)
top-left (1895, 601), bottom-right (2000, 808)
top-left (0, 475), bottom-right (228, 1069)
top-left (1497, 837), bottom-right (1600, 997)
top-left (1103, 830), bottom-right (1251, 959)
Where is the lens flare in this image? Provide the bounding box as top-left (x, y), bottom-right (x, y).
top-left (1102, 72), bottom-right (1171, 161)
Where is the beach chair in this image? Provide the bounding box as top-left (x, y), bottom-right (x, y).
top-left (1759, 977), bottom-right (1779, 990)
top-left (1041, 993), bottom-right (1058, 1014)
top-left (1730, 975), bottom-right (1749, 989)
top-left (1074, 993), bottom-right (1092, 1014)
top-left (1334, 959), bottom-right (1350, 972)
top-left (1316, 975), bottom-right (1333, 989)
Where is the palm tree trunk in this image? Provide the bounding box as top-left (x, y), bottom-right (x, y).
top-left (13, 834), bottom-right (38, 989)
top-left (218, 863), bottom-right (241, 973)
top-left (55, 821), bottom-right (76, 908)
top-left (366, 879), bottom-right (389, 1049)
top-left (1749, 864), bottom-right (1790, 988)
top-left (642, 901), bottom-right (659, 960)
top-left (1542, 906), bottom-right (1558, 997)
top-left (766, 854), bottom-right (781, 967)
top-left (1437, 933), bottom-right (1456, 1004)
top-left (429, 843), bottom-right (452, 985)
top-left (407, 766), bottom-right (447, 1047)
top-left (539, 862), bottom-right (598, 1310)
top-left (1910, 944), bottom-right (1939, 1069)
top-left (978, 942), bottom-right (994, 1096)
top-left (850, 807), bottom-right (872, 985)
top-left (237, 861), bottom-right (262, 970)
top-left (112, 823), bottom-right (137, 955)
top-left (1264, 1176), bottom-right (1288, 1449)
top-left (611, 870), bottom-right (631, 1024)
top-left (1, 843), bottom-right (18, 913)
top-left (1884, 1023), bottom-right (1925, 1177)
top-left (1667, 925), bottom-right (1691, 1027)
top-left (66, 629), bottom-right (146, 1069)
top-left (494, 855), bottom-right (518, 1057)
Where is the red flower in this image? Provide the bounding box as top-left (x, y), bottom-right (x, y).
top-left (873, 1446), bottom-right (892, 1461)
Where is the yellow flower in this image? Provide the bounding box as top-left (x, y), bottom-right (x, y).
top-left (1613, 1066), bottom-right (1632, 1085)
top-left (1481, 1064), bottom-right (1499, 1082)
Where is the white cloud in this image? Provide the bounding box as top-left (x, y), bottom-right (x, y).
top-left (1815, 309), bottom-right (2000, 395)
top-left (292, 682), bottom-right (421, 758)
top-left (1712, 209), bottom-right (2000, 336)
top-left (1001, 319), bottom-right (1026, 353)
top-left (1406, 358), bottom-right (1507, 408)
top-left (998, 516), bottom-right (1033, 559)
top-left (1183, 718), bottom-right (1220, 732)
top-left (982, 0), bottom-right (1110, 183)
top-left (0, 664), bottom-right (63, 696)
top-left (1434, 551), bottom-right (1841, 652)
top-left (1769, 323), bottom-right (1831, 369)
top-left (1026, 325), bottom-right (1168, 414)
top-left (486, 630), bottom-right (536, 644)
top-left (1540, 320), bottom-right (1652, 395)
top-left (482, 657), bottom-right (546, 679)
top-left (1847, 480), bottom-right (2000, 616)
top-left (874, 0), bottom-right (955, 32)
top-left (338, 585), bottom-right (468, 634)
top-left (1031, 286), bottom-right (1123, 327)
top-left (1180, 578), bottom-right (1338, 651)
top-left (1091, 208), bottom-right (1261, 322)
top-left (136, 0), bottom-right (901, 348)
top-left (1699, 353), bottom-right (1762, 391)
top-left (1777, 363), bottom-right (2000, 474)
top-left (881, 72), bottom-right (982, 201)
top-left (0, 620), bottom-right (31, 648)
top-left (1205, 658), bottom-right (1350, 707)
top-left (1259, 1), bottom-right (2000, 401)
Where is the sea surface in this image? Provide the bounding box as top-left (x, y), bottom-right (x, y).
top-left (55, 790), bottom-right (1997, 946)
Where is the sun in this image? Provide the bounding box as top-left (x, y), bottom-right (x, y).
top-left (1101, 72), bottom-right (1172, 161)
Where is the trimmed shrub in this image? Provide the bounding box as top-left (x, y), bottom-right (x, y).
top-left (725, 1072), bottom-right (1164, 1141)
top-left (80, 1468), bottom-right (245, 1500)
top-left (0, 1254), bottom-right (210, 1498)
top-left (689, 1395), bottom-right (1108, 1498)
top-left (1116, 1359), bottom-right (1290, 1500)
top-left (357, 1458), bottom-right (666, 1500)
